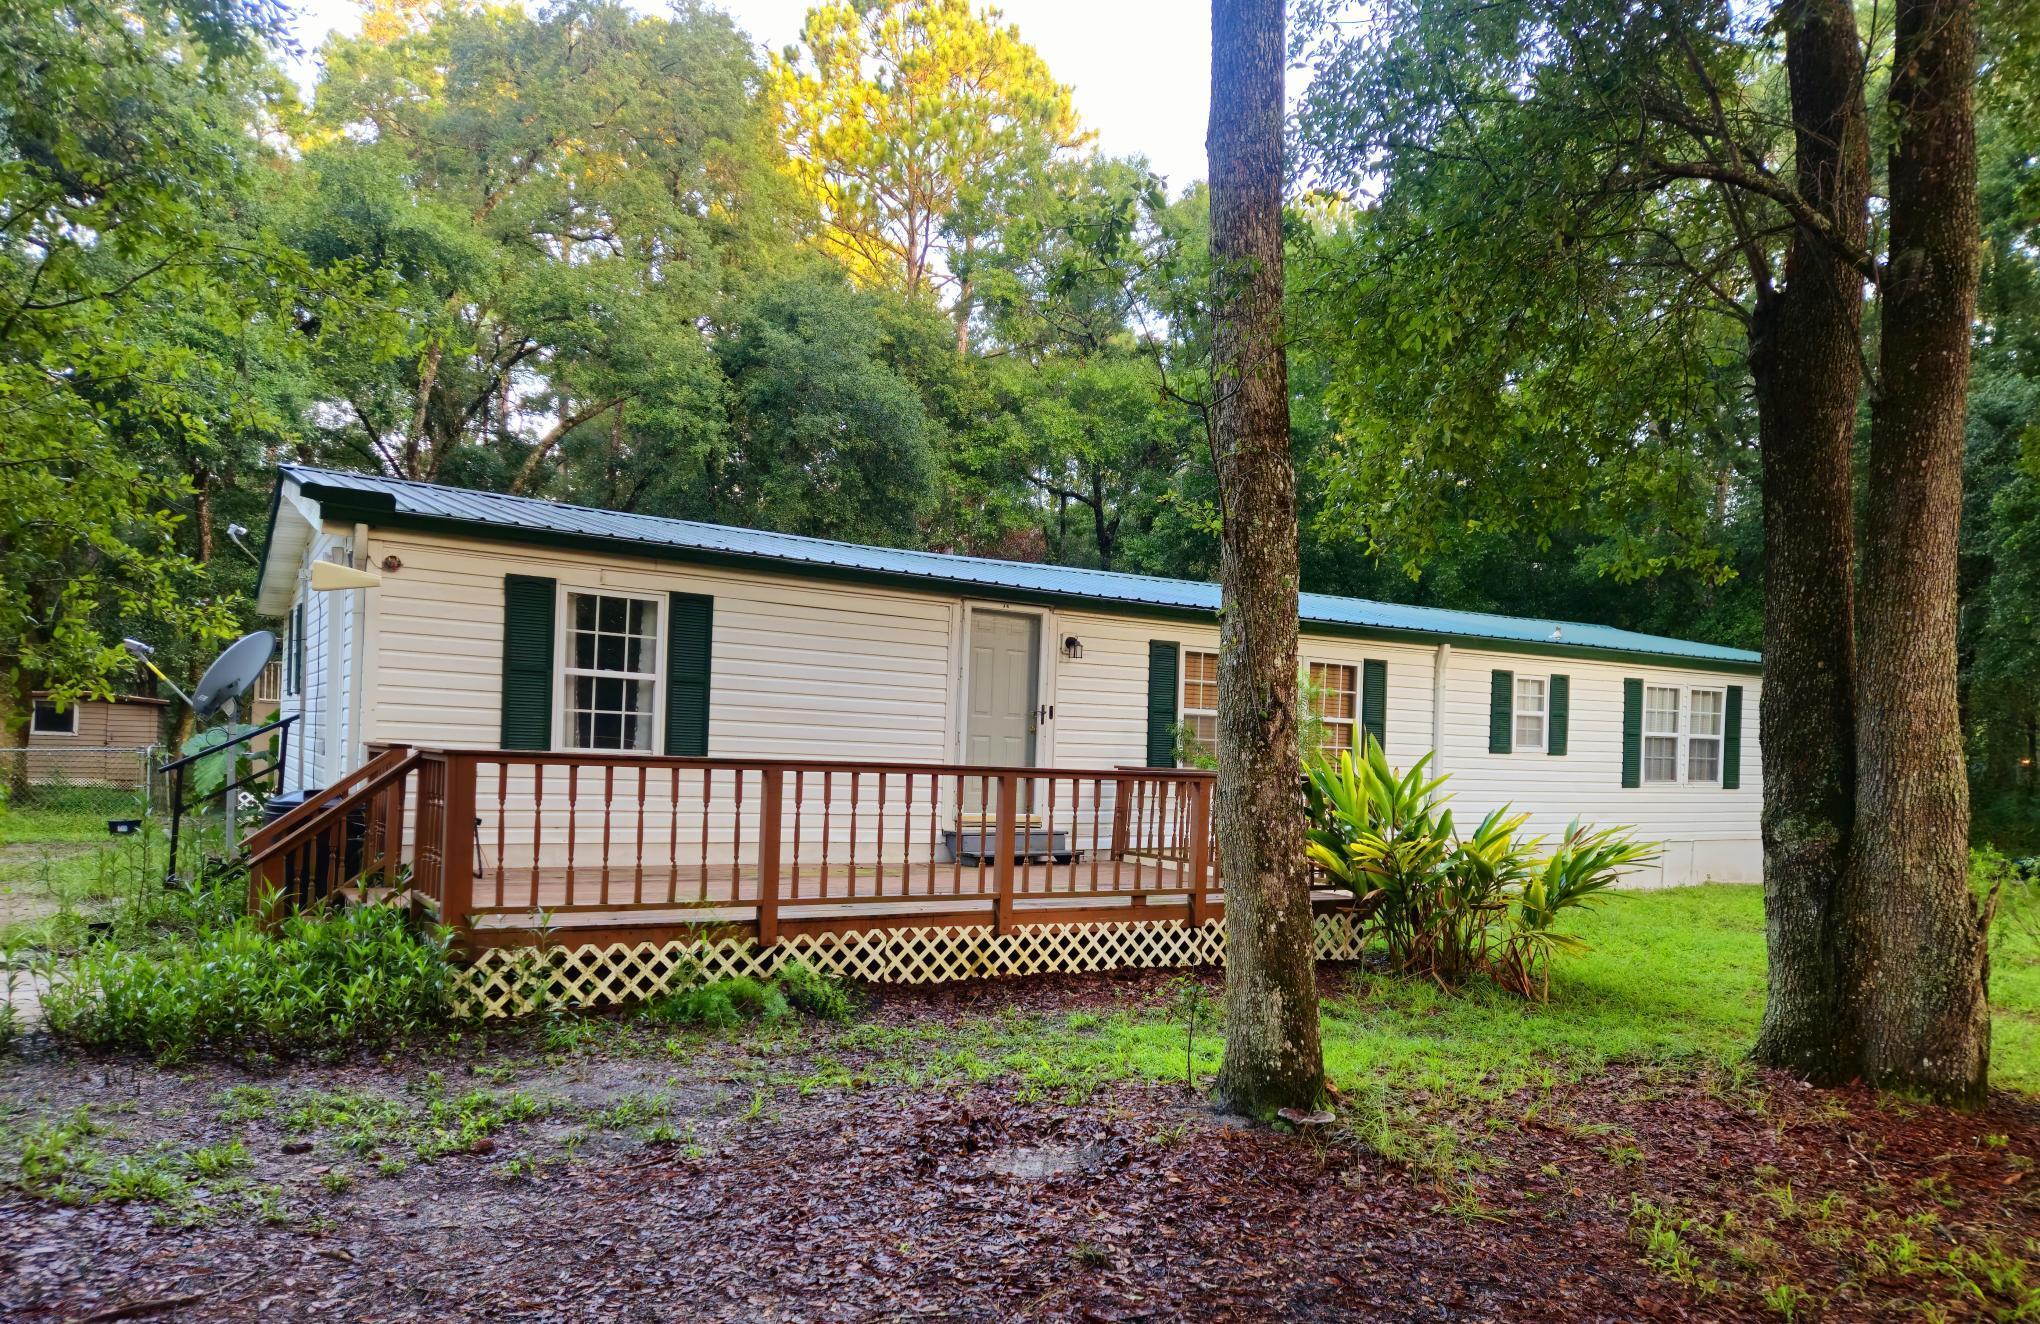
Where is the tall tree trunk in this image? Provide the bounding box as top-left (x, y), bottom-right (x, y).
top-left (954, 274), bottom-right (973, 356)
top-left (1, 664), bottom-right (31, 800)
top-left (1207, 0), bottom-right (1326, 1116)
top-left (1846, 0), bottom-right (1989, 1105)
top-left (193, 472), bottom-right (215, 563)
top-left (1748, 0), bottom-right (1870, 1080)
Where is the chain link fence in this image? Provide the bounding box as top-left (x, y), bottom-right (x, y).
top-left (3, 747), bottom-right (162, 825)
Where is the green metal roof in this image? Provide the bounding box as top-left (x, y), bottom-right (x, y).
top-left (270, 465), bottom-right (1761, 672)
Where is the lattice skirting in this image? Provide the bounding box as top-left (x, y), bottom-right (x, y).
top-left (453, 914), bottom-right (1368, 1019)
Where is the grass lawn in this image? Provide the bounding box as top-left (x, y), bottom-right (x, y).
top-left (2, 882), bottom-right (2037, 1320)
top-left (821, 884), bottom-right (2037, 1120)
top-left (0, 806), bottom-right (220, 955)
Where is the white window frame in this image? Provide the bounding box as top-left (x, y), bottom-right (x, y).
top-left (555, 588), bottom-right (666, 754)
top-left (1307, 660), bottom-right (1359, 756)
top-left (1180, 648), bottom-right (1220, 761)
top-left (1512, 675), bottom-right (1549, 753)
top-left (1685, 685), bottom-right (1726, 785)
top-left (1642, 684), bottom-right (1725, 785)
top-left (30, 698), bottom-right (79, 737)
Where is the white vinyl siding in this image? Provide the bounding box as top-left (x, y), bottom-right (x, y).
top-left (282, 531), bottom-right (358, 792)
top-left (360, 533), bottom-right (955, 765)
top-left (317, 516), bottom-right (1759, 890)
top-left (1440, 652), bottom-right (1760, 887)
top-left (1048, 614), bottom-right (1437, 772)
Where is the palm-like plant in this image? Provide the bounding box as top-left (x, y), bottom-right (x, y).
top-left (1495, 820), bottom-right (1657, 1000)
top-left (1304, 743), bottom-right (1455, 966)
top-left (1304, 740), bottom-right (1656, 999)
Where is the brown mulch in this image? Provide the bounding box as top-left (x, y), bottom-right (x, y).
top-left (1, 975), bottom-right (2035, 1322)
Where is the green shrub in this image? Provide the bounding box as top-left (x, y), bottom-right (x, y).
top-left (776, 961), bottom-right (855, 1021)
top-left (1979, 846), bottom-right (2039, 958)
top-left (41, 904), bottom-right (454, 1060)
top-left (1304, 738), bottom-right (1654, 998)
top-left (648, 975), bottom-right (788, 1029)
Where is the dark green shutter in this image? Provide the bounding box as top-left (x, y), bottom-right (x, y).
top-left (1548, 674), bottom-right (1570, 756)
top-left (289, 602), bottom-right (304, 695)
top-left (1361, 659), bottom-right (1387, 751)
top-left (1723, 685), bottom-right (1744, 789)
top-left (1621, 678), bottom-right (1643, 788)
top-left (1488, 670), bottom-right (1513, 753)
top-left (500, 575), bottom-right (556, 750)
top-left (1146, 641), bottom-right (1180, 767)
top-left (665, 593), bottom-right (713, 757)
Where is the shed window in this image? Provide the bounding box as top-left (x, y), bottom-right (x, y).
top-left (1513, 676), bottom-right (1548, 752)
top-left (30, 700), bottom-right (78, 736)
top-left (1181, 650), bottom-right (1219, 760)
top-left (561, 592), bottom-right (659, 751)
top-left (1308, 662), bottom-right (1357, 755)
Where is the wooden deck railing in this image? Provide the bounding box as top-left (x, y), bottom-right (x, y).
top-left (247, 748), bottom-right (1220, 947)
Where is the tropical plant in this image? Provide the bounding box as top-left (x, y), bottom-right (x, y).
top-left (1304, 739), bottom-right (1654, 998)
top-left (1496, 820), bottom-right (1658, 1000)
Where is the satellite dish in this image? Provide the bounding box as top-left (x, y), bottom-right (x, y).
top-left (192, 631), bottom-right (276, 720)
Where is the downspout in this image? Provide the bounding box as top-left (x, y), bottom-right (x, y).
top-left (321, 536), bottom-right (345, 786)
top-left (348, 523), bottom-right (370, 771)
top-left (1431, 643), bottom-right (1451, 773)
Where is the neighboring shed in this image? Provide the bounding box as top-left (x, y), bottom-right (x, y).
top-left (22, 691), bottom-right (167, 788)
top-left (27, 691), bottom-right (166, 748)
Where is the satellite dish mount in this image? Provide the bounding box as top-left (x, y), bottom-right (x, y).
top-left (188, 631), bottom-right (277, 855)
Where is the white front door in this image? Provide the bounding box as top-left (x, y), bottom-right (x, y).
top-left (965, 610), bottom-right (1040, 769)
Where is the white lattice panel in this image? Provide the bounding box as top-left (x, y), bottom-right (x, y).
top-left (453, 913), bottom-right (1367, 1019)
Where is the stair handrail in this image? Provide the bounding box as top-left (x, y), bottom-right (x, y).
top-left (243, 744), bottom-right (412, 858)
top-left (245, 748), bottom-right (424, 873)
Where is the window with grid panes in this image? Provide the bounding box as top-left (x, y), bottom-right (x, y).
top-left (1181, 650), bottom-right (1219, 759)
top-left (1513, 676), bottom-right (1547, 751)
top-left (562, 592), bottom-right (659, 751)
top-left (1643, 685), bottom-right (1681, 783)
top-left (1309, 661), bottom-right (1358, 755)
top-left (1687, 688), bottom-right (1724, 782)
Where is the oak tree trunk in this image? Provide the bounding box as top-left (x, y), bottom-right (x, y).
top-left (2, 665), bottom-right (30, 800)
top-left (1207, 0), bottom-right (1327, 1116)
top-left (1846, 0), bottom-right (1989, 1104)
top-left (1748, 0), bottom-right (1870, 1080)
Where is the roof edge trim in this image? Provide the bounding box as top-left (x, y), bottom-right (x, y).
top-left (305, 486), bottom-right (1764, 676)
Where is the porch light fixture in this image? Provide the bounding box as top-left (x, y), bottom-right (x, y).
top-left (1062, 635), bottom-right (1084, 660)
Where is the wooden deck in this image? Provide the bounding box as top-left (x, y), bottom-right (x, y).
top-left (462, 856), bottom-right (1238, 935)
top-left (245, 748), bottom-right (1275, 952)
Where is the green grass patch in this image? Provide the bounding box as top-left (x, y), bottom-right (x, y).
top-left (806, 885), bottom-right (2036, 1135)
top-left (42, 904), bottom-right (456, 1061)
top-left (0, 819), bottom-right (230, 953)
top-left (0, 793), bottom-right (150, 847)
